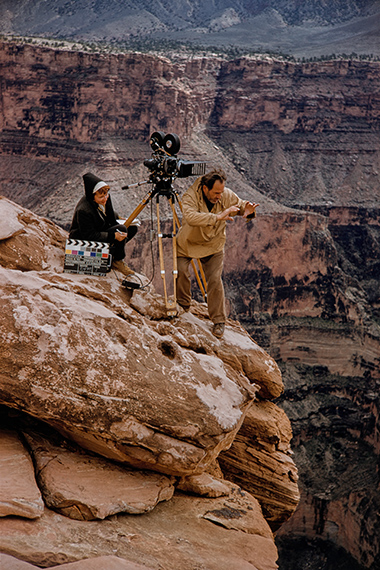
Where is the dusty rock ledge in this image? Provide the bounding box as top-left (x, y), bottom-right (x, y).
top-left (0, 197), bottom-right (299, 569)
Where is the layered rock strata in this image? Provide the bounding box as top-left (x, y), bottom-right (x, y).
top-left (222, 211), bottom-right (380, 568)
top-left (1, 39), bottom-right (380, 219)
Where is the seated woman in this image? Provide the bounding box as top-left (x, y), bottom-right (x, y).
top-left (69, 172), bottom-right (137, 276)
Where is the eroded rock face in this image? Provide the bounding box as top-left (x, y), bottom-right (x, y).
top-left (219, 401), bottom-right (300, 530)
top-left (0, 196), bottom-right (299, 568)
top-left (24, 431), bottom-right (175, 521)
top-left (0, 41), bottom-right (220, 144)
top-left (223, 211), bottom-right (380, 374)
top-left (0, 429), bottom-right (44, 519)
top-left (0, 196), bottom-right (284, 478)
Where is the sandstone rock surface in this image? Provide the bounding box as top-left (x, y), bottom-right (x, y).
top-left (219, 401), bottom-right (300, 529)
top-left (0, 429), bottom-right (44, 519)
top-left (0, 553), bottom-right (154, 570)
top-left (0, 196), bottom-right (283, 479)
top-left (0, 488), bottom-right (277, 570)
top-left (0, 196), bottom-right (299, 568)
top-left (24, 432), bottom-right (175, 520)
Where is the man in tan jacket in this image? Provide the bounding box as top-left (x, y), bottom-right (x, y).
top-left (176, 168), bottom-right (258, 338)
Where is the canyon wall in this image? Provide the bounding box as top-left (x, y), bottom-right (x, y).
top-left (0, 41), bottom-right (219, 143)
top-left (209, 57), bottom-right (380, 210)
top-left (0, 38), bottom-right (379, 569)
top-left (222, 210), bottom-right (380, 569)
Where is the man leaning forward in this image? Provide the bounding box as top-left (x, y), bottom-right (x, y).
top-left (176, 168), bottom-right (258, 339)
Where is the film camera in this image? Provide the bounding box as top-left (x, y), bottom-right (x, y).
top-left (143, 131), bottom-right (207, 183)
top-left (120, 132), bottom-right (208, 314)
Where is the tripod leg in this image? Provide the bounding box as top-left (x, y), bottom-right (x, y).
top-left (156, 200), bottom-right (168, 298)
top-left (191, 259), bottom-right (207, 299)
top-left (176, 194), bottom-right (207, 300)
top-left (122, 189), bottom-right (154, 228)
top-left (157, 199), bottom-right (177, 317)
top-left (169, 199), bottom-right (179, 306)
top-left (196, 260), bottom-right (208, 296)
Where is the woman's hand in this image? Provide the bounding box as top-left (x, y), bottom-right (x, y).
top-left (115, 230), bottom-right (128, 241)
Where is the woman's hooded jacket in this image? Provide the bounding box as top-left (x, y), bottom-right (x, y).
top-left (69, 173), bottom-right (119, 243)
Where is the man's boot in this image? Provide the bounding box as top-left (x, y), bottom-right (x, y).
top-left (212, 323), bottom-right (225, 339)
top-left (112, 260), bottom-right (135, 277)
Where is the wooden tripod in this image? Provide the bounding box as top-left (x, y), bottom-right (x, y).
top-left (122, 178), bottom-right (207, 317)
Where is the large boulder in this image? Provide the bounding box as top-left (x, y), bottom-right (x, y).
top-left (23, 431), bottom-right (175, 521)
top-left (0, 196), bottom-right (282, 478)
top-left (0, 197), bottom-right (299, 569)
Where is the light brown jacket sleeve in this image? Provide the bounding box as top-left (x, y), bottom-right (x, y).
top-left (181, 189), bottom-right (219, 227)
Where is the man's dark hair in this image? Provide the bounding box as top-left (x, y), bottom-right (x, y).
top-left (200, 168), bottom-right (227, 190)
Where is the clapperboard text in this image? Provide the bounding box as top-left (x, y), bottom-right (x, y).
top-left (64, 239), bottom-right (112, 276)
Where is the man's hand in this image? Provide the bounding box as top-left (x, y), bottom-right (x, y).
top-left (216, 206), bottom-right (239, 221)
top-left (243, 202), bottom-right (259, 218)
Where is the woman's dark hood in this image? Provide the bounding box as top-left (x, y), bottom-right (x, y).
top-left (83, 172), bottom-right (109, 201)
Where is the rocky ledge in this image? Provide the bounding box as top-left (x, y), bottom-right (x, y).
top-left (0, 196), bottom-right (299, 569)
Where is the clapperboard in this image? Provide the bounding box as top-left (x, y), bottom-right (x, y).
top-left (64, 239), bottom-right (112, 276)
